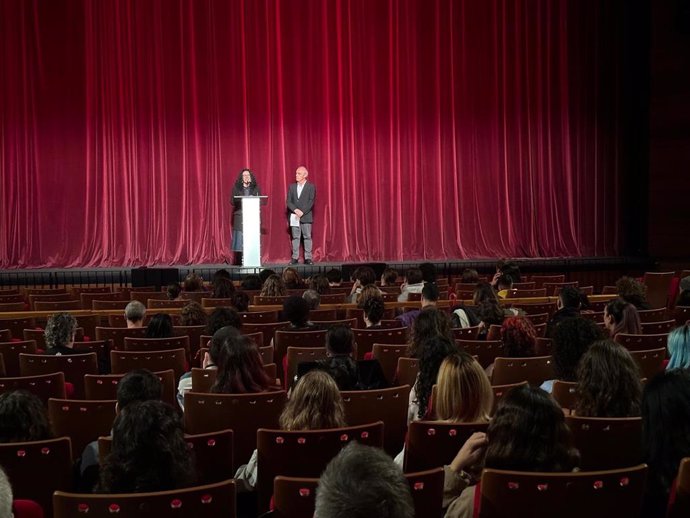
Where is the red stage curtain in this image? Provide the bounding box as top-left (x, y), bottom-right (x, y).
top-left (1, 0), bottom-right (622, 267)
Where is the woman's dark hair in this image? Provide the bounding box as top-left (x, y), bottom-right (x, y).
top-left (407, 307), bottom-right (454, 358)
top-left (676, 290), bottom-right (690, 307)
top-left (576, 340), bottom-right (642, 417)
top-left (205, 307), bottom-right (242, 335)
top-left (282, 267), bottom-right (304, 289)
top-left (166, 283), bottom-right (182, 300)
top-left (485, 385), bottom-right (579, 472)
top-left (605, 299), bottom-right (642, 337)
top-left (642, 370), bottom-right (690, 501)
top-left (353, 267), bottom-right (376, 286)
top-left (0, 391), bottom-right (52, 443)
top-left (212, 277), bottom-right (235, 299)
top-left (616, 276), bottom-right (649, 309)
top-left (145, 314), bottom-right (174, 338)
top-left (213, 269), bottom-right (232, 284)
top-left (551, 317), bottom-right (603, 381)
top-left (325, 268), bottom-right (342, 284)
top-left (461, 269), bottom-right (480, 283)
top-left (99, 400), bottom-right (195, 493)
top-left (500, 317), bottom-right (537, 358)
top-left (230, 291), bottom-right (250, 313)
top-left (473, 283), bottom-right (504, 327)
top-left (309, 274), bottom-right (331, 294)
top-left (326, 325), bottom-right (354, 356)
top-left (362, 296), bottom-right (385, 326)
top-left (258, 269), bottom-right (277, 284)
top-left (211, 334), bottom-right (272, 393)
top-left (240, 274), bottom-right (262, 291)
top-left (414, 336), bottom-right (456, 420)
top-left (282, 296), bottom-right (311, 327)
top-left (179, 301), bottom-right (208, 327)
top-left (233, 168), bottom-right (257, 191)
top-left (183, 273), bottom-right (204, 292)
top-left (404, 268), bottom-right (423, 285)
top-left (381, 268), bottom-right (398, 285)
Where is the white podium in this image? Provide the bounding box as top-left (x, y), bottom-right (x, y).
top-left (234, 195), bottom-right (267, 268)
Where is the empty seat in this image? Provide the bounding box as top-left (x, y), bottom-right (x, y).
top-left (0, 339), bottom-right (37, 376)
top-left (641, 320), bottom-right (676, 334)
top-left (566, 415), bottom-right (643, 471)
top-left (110, 348), bottom-right (187, 379)
top-left (20, 352), bottom-right (98, 398)
top-left (372, 344), bottom-right (409, 385)
top-left (396, 357), bottom-right (419, 387)
top-left (491, 356), bottom-right (555, 386)
top-left (628, 348), bottom-right (666, 379)
top-left (53, 479), bottom-right (237, 518)
top-left (95, 326), bottom-right (148, 350)
top-left (669, 457), bottom-right (690, 518)
top-left (616, 333), bottom-right (668, 352)
top-left (457, 340), bottom-right (503, 369)
top-left (84, 369), bottom-right (176, 407)
top-left (240, 310), bottom-right (279, 324)
top-left (353, 327), bottom-right (409, 360)
top-left (0, 371), bottom-right (66, 403)
top-left (48, 398), bottom-right (116, 458)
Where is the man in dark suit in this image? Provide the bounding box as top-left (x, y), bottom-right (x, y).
top-left (286, 165), bottom-right (316, 264)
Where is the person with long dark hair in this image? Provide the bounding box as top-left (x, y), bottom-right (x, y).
top-left (641, 369), bottom-right (690, 517)
top-left (604, 299), bottom-right (642, 339)
top-left (575, 339), bottom-right (642, 417)
top-left (211, 332), bottom-right (273, 394)
top-left (0, 391), bottom-right (52, 443)
top-left (443, 385), bottom-right (579, 516)
top-left (145, 313), bottom-right (174, 338)
top-left (408, 335), bottom-right (456, 423)
top-left (98, 400), bottom-right (195, 493)
top-left (231, 168), bottom-right (260, 263)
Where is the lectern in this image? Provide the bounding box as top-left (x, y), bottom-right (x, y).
top-left (234, 195), bottom-right (268, 267)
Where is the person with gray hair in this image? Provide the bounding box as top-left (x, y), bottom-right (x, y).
top-left (302, 289), bottom-right (321, 310)
top-left (0, 466), bottom-right (13, 518)
top-left (315, 442), bottom-right (414, 518)
top-left (124, 300), bottom-right (146, 328)
top-left (44, 313), bottom-right (79, 355)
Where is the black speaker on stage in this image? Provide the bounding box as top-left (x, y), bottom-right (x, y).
top-left (340, 263), bottom-right (387, 281)
top-left (131, 268), bottom-right (180, 290)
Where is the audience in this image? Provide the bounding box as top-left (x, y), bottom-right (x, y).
top-left (667, 324), bottom-right (690, 370)
top-left (406, 307), bottom-right (454, 359)
top-left (98, 400), bottom-right (195, 493)
top-left (380, 268), bottom-right (399, 286)
top-left (178, 301), bottom-right (207, 327)
top-left (575, 339), bottom-right (642, 417)
top-left (408, 335), bottom-right (456, 423)
top-left (316, 442), bottom-right (414, 518)
top-left (541, 317), bottom-right (603, 393)
top-left (349, 267), bottom-right (377, 302)
top-left (444, 385), bottom-right (579, 516)
top-left (258, 268), bottom-right (276, 285)
top-left (460, 268), bottom-right (480, 283)
top-left (419, 262), bottom-right (438, 284)
top-left (182, 273), bottom-right (204, 292)
top-left (302, 289), bottom-right (321, 310)
top-left (309, 274), bottom-right (331, 294)
top-left (676, 275), bottom-right (690, 307)
top-left (546, 286), bottom-right (582, 336)
top-left (0, 391), bottom-right (51, 443)
top-left (500, 317), bottom-right (537, 358)
top-left (145, 313), bottom-right (174, 338)
top-left (325, 268), bottom-right (343, 287)
top-left (44, 313), bottom-right (79, 355)
top-left (361, 295), bottom-right (385, 328)
top-left (235, 370), bottom-right (346, 491)
top-left (281, 296), bottom-right (316, 329)
top-left (260, 274), bottom-right (287, 297)
top-left (211, 277), bottom-right (235, 299)
top-left (495, 273), bottom-right (514, 298)
top-left (240, 274), bottom-right (262, 291)
top-left (397, 268), bottom-right (424, 302)
top-left (0, 467), bottom-right (14, 518)
top-left (210, 332), bottom-right (272, 394)
top-left (124, 300), bottom-right (146, 328)
top-left (396, 282), bottom-right (439, 328)
top-left (230, 291), bottom-right (250, 312)
top-left (166, 283), bottom-right (182, 301)
top-left (282, 267), bottom-right (304, 289)
top-left (604, 299), bottom-right (642, 339)
top-left (641, 369), bottom-right (690, 518)
top-left (616, 276), bottom-right (651, 310)
top-left (354, 283), bottom-right (382, 307)
top-left (472, 282), bottom-right (512, 336)
top-left (206, 306), bottom-right (242, 335)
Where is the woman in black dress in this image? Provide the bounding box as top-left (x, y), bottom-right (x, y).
top-left (231, 168), bottom-right (260, 263)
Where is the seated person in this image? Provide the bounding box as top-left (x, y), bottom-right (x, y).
top-left (211, 277), bottom-right (235, 299)
top-left (308, 274), bottom-right (331, 294)
top-left (495, 273), bottom-right (514, 299)
top-left (235, 370), bottom-right (346, 491)
top-left (667, 324), bottom-right (690, 370)
top-left (397, 268), bottom-right (425, 302)
top-left (604, 299), bottom-right (642, 339)
top-left (98, 400), bottom-right (195, 493)
top-left (206, 306), bottom-right (242, 336)
top-left (362, 296), bottom-right (385, 328)
top-left (677, 275), bottom-right (690, 307)
top-left (297, 325), bottom-right (387, 391)
top-left (145, 313), bottom-right (174, 338)
top-left (0, 390), bottom-right (51, 443)
top-left (546, 286), bottom-right (582, 337)
top-left (79, 369), bottom-right (163, 491)
top-left (326, 268), bottom-right (343, 287)
top-left (616, 276), bottom-right (651, 310)
top-left (349, 267), bottom-right (377, 303)
top-left (210, 332), bottom-right (273, 394)
top-left (179, 301), bottom-right (207, 327)
top-left (407, 336), bottom-right (457, 423)
top-left (316, 442), bottom-right (414, 518)
top-left (380, 268), bottom-right (399, 287)
top-left (44, 313), bottom-right (81, 355)
top-left (230, 291), bottom-right (250, 312)
top-left (302, 289), bottom-right (321, 310)
top-left (575, 339), bottom-right (642, 417)
top-left (281, 296), bottom-right (317, 329)
top-left (124, 300), bottom-right (146, 328)
top-left (240, 274), bottom-right (262, 291)
top-left (540, 317), bottom-right (603, 393)
top-left (396, 282), bottom-right (439, 328)
top-left (177, 325), bottom-right (237, 408)
top-left (443, 385), bottom-right (579, 516)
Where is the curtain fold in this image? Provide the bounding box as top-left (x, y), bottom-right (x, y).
top-left (1, 0), bottom-right (622, 267)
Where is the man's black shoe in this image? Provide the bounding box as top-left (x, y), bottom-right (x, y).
top-left (290, 259), bottom-right (299, 265)
top-left (304, 259), bottom-right (314, 265)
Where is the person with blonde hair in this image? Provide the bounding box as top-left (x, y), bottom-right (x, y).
top-left (435, 352), bottom-right (494, 423)
top-left (234, 370), bottom-right (346, 491)
top-left (260, 274), bottom-right (287, 297)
